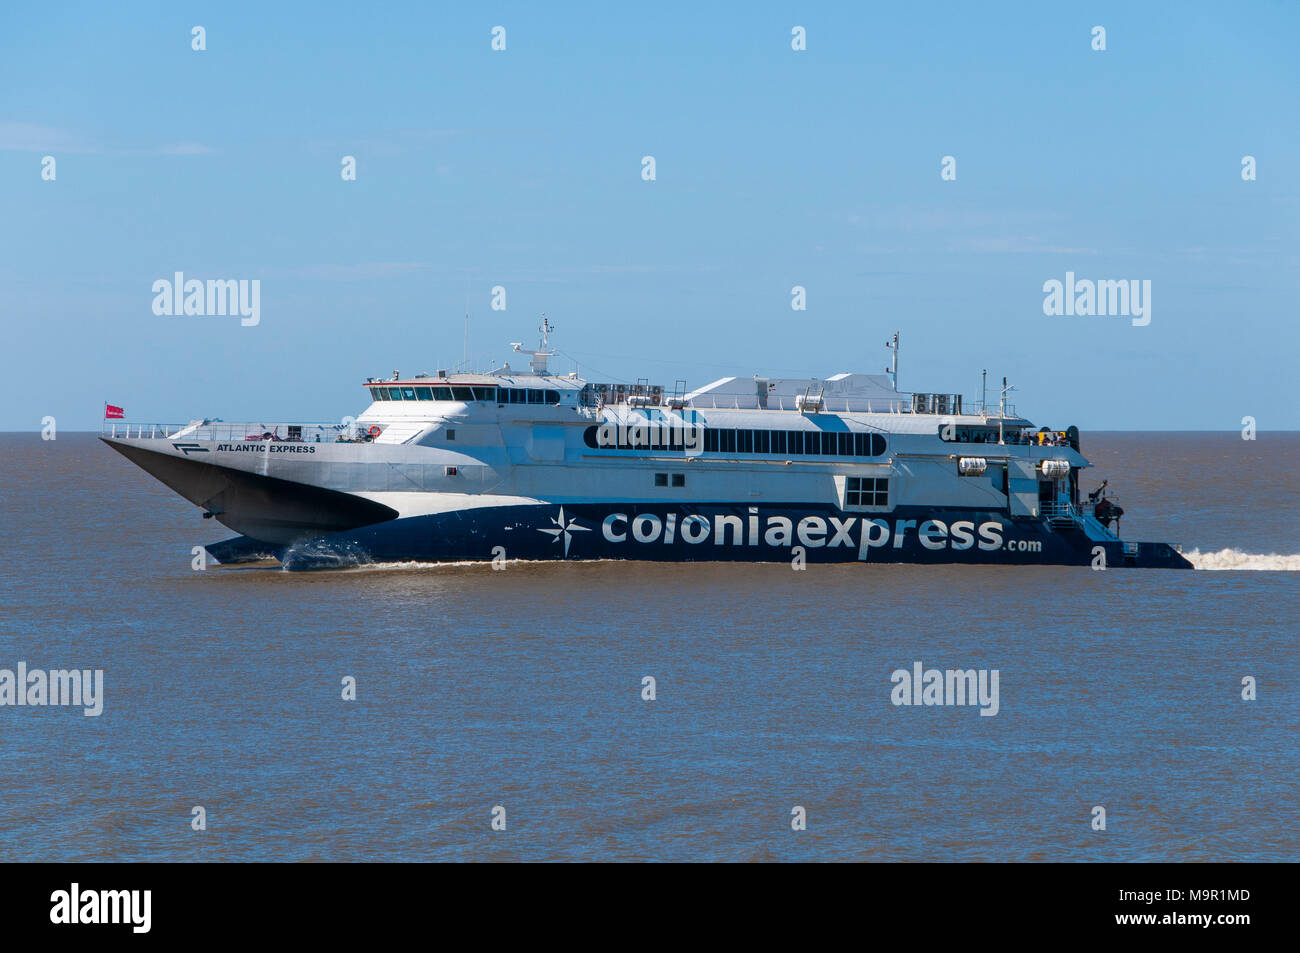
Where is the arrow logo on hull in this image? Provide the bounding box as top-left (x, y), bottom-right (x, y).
top-left (172, 443), bottom-right (209, 455)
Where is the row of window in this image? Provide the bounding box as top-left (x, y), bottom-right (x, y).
top-left (653, 473), bottom-right (687, 487)
top-left (846, 477), bottom-right (889, 507)
top-left (582, 426), bottom-right (887, 457)
top-left (370, 386), bottom-right (563, 405)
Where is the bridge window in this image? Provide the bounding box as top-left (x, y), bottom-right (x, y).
top-left (414, 386), bottom-right (433, 400)
top-left (400, 387), bottom-right (417, 401)
top-left (431, 386), bottom-right (452, 400)
top-left (473, 387), bottom-right (496, 401)
top-left (387, 387), bottom-right (403, 400)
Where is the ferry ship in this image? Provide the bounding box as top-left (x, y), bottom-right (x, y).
top-left (102, 321), bottom-right (1192, 570)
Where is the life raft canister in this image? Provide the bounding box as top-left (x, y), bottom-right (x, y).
top-left (368, 425), bottom-right (382, 437)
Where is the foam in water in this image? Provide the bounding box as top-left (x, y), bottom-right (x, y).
top-left (1185, 548), bottom-right (1300, 571)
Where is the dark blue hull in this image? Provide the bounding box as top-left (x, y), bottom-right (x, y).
top-left (248, 502), bottom-right (1192, 571)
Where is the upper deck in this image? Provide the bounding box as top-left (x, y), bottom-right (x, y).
top-left (102, 323), bottom-right (1039, 445)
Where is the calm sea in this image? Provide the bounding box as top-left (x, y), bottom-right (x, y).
top-left (1, 432), bottom-right (1296, 862)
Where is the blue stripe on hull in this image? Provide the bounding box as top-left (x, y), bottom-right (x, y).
top-left (279, 502), bottom-right (1191, 570)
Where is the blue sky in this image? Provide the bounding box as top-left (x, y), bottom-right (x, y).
top-left (2, 1), bottom-right (1297, 430)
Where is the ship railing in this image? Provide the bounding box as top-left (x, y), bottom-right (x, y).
top-left (1041, 500), bottom-right (1119, 538)
top-left (576, 390), bottom-right (1015, 416)
top-left (1042, 500), bottom-right (1107, 519)
top-left (101, 420), bottom-right (368, 443)
top-left (1041, 501), bottom-right (1078, 519)
top-left (604, 395), bottom-right (916, 413)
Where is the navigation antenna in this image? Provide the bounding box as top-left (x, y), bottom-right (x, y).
top-left (510, 314), bottom-right (556, 375)
top-left (998, 377), bottom-right (1017, 445)
top-left (463, 292), bottom-right (470, 373)
top-left (885, 331), bottom-right (900, 390)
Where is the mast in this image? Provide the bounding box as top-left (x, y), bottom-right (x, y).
top-left (998, 377), bottom-right (1016, 445)
top-left (885, 331), bottom-right (899, 390)
top-left (510, 314), bottom-right (556, 375)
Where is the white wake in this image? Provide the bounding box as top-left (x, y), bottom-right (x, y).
top-left (1185, 548), bottom-right (1300, 571)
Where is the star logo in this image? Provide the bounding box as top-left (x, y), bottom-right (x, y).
top-left (538, 506), bottom-right (590, 557)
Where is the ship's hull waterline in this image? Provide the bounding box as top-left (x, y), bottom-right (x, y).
top-left (265, 501), bottom-right (1191, 571)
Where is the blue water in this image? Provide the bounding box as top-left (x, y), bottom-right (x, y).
top-left (0, 432), bottom-right (1296, 861)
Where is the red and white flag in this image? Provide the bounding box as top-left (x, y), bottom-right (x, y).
top-left (105, 404), bottom-right (125, 419)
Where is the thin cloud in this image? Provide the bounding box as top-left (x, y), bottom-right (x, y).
top-left (0, 121), bottom-right (215, 156)
top-left (267, 262), bottom-right (432, 281)
top-left (953, 236), bottom-right (1098, 255)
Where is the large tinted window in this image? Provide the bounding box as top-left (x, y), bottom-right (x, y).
top-left (387, 387), bottom-right (403, 400)
top-left (578, 424), bottom-right (886, 458)
top-left (544, 390), bottom-right (560, 404)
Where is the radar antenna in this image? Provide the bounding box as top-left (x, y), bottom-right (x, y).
top-left (510, 314), bottom-right (556, 375)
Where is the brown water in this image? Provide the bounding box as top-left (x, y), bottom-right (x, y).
top-left (0, 432), bottom-right (1296, 860)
